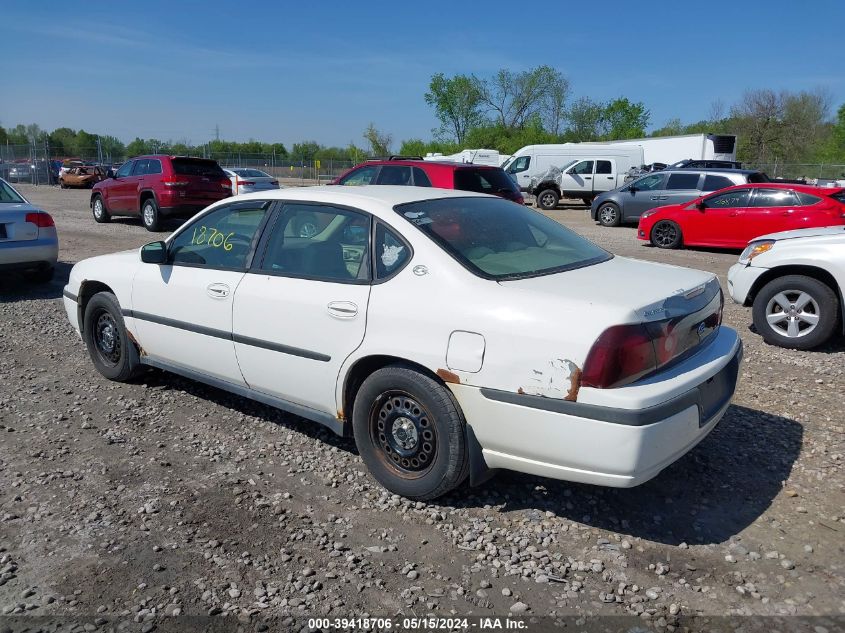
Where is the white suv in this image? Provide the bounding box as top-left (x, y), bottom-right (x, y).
top-left (728, 226), bottom-right (845, 349)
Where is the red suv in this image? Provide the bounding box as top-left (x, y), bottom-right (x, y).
top-left (91, 155), bottom-right (231, 231)
top-left (332, 157), bottom-right (525, 204)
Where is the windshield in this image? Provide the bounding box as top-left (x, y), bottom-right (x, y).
top-left (0, 180), bottom-right (25, 203)
top-left (172, 158), bottom-right (226, 178)
top-left (396, 197), bottom-right (611, 280)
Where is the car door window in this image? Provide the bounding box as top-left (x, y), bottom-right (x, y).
top-left (703, 189), bottom-right (751, 208)
top-left (116, 161), bottom-right (134, 178)
top-left (631, 173), bottom-right (665, 191)
top-left (702, 175), bottom-right (735, 192)
top-left (508, 156), bottom-right (530, 174)
top-left (572, 160), bottom-right (594, 175)
top-left (376, 165), bottom-right (412, 185)
top-left (339, 165), bottom-right (379, 186)
top-left (749, 189), bottom-right (799, 207)
top-left (412, 167), bottom-right (432, 187)
top-left (595, 160), bottom-right (612, 174)
top-left (132, 160), bottom-right (149, 176)
top-left (375, 223), bottom-right (411, 280)
top-left (147, 159), bottom-right (163, 175)
top-left (260, 204), bottom-right (371, 282)
top-left (666, 172), bottom-right (701, 190)
top-left (169, 202), bottom-right (269, 269)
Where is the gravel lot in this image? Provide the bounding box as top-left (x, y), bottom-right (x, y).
top-left (1, 184), bottom-right (843, 631)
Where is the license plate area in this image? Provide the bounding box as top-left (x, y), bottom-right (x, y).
top-left (698, 351), bottom-right (740, 426)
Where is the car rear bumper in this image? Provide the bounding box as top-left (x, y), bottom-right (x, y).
top-left (158, 204), bottom-right (210, 218)
top-left (0, 236), bottom-right (58, 269)
top-left (452, 327), bottom-right (742, 487)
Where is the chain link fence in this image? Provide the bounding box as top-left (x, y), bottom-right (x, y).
top-left (748, 162), bottom-right (845, 184)
top-left (0, 142), bottom-right (356, 186)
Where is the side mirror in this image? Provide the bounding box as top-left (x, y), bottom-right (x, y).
top-left (140, 241), bottom-right (168, 264)
top-left (696, 201), bottom-right (707, 211)
top-left (628, 185), bottom-right (637, 193)
top-left (107, 169), bottom-right (115, 178)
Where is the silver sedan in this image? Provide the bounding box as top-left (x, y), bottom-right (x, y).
top-left (223, 168), bottom-right (281, 196)
top-left (0, 179), bottom-right (59, 282)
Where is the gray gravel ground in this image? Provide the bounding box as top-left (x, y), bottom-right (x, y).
top-left (1, 185), bottom-right (843, 631)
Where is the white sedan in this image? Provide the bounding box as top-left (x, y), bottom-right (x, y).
top-left (728, 226), bottom-right (845, 349)
top-left (63, 187), bottom-right (742, 500)
top-left (223, 168), bottom-right (280, 196)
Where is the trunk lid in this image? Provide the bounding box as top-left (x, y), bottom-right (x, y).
top-left (0, 203), bottom-right (43, 242)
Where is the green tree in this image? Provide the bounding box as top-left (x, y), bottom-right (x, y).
top-left (424, 73), bottom-right (484, 143)
top-left (650, 118), bottom-right (684, 137)
top-left (363, 123), bottom-right (392, 156)
top-left (290, 141), bottom-right (322, 161)
top-left (74, 130), bottom-right (98, 157)
top-left (126, 138), bottom-right (148, 157)
top-left (473, 65), bottom-right (568, 130)
top-left (0, 125), bottom-right (6, 145)
top-left (564, 97), bottom-right (605, 141)
top-left (599, 97), bottom-right (650, 140)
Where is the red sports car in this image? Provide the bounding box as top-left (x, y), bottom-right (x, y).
top-left (638, 183), bottom-right (845, 249)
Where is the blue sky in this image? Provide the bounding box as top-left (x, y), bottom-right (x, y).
top-left (1, 1), bottom-right (843, 148)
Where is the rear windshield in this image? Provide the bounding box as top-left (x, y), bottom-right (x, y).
top-left (831, 191), bottom-right (845, 204)
top-left (0, 181), bottom-right (25, 203)
top-left (454, 168), bottom-right (518, 194)
top-left (172, 158), bottom-right (226, 178)
top-left (233, 168), bottom-right (270, 178)
top-left (396, 197), bottom-right (610, 280)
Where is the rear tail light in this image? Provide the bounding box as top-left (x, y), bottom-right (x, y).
top-left (581, 324), bottom-right (657, 389)
top-left (237, 180), bottom-right (256, 186)
top-left (162, 181), bottom-right (189, 187)
top-left (222, 179), bottom-right (233, 190)
top-left (582, 291), bottom-right (724, 389)
top-left (25, 212), bottom-right (55, 228)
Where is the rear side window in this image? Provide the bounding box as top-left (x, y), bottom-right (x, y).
top-left (454, 168), bottom-right (516, 194)
top-left (830, 191), bottom-right (845, 204)
top-left (171, 158), bottom-right (226, 178)
top-left (132, 159), bottom-right (149, 176)
top-left (412, 167), bottom-right (432, 187)
top-left (797, 192), bottom-right (822, 205)
top-left (702, 175), bottom-right (735, 192)
top-left (147, 159), bottom-right (163, 175)
top-left (631, 173), bottom-right (665, 191)
top-left (375, 223), bottom-right (411, 279)
top-left (376, 165), bottom-right (412, 185)
top-left (595, 160), bottom-right (612, 174)
top-left (339, 165), bottom-right (378, 186)
top-left (0, 181), bottom-right (24, 203)
top-left (666, 173), bottom-right (701, 190)
top-left (750, 189), bottom-right (799, 207)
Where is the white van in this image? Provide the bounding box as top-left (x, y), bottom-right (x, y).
top-left (503, 144), bottom-right (645, 200)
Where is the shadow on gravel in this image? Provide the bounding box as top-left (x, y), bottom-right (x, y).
top-left (457, 404), bottom-right (803, 546)
top-left (138, 365), bottom-right (803, 547)
top-left (0, 261), bottom-right (72, 301)
top-left (747, 323), bottom-right (845, 353)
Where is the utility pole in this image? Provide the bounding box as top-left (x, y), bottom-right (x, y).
top-left (214, 124), bottom-right (220, 141)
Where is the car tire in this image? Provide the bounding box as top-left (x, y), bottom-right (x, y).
top-left (141, 197), bottom-right (161, 232)
top-left (581, 196), bottom-right (593, 205)
top-left (650, 220), bottom-right (682, 249)
top-left (352, 365), bottom-right (468, 501)
top-left (23, 266), bottom-right (54, 283)
top-left (752, 275), bottom-right (839, 350)
top-left (59, 181), bottom-right (67, 189)
top-left (83, 291), bottom-right (141, 382)
top-left (92, 195), bottom-right (111, 223)
top-left (597, 202), bottom-right (621, 227)
top-left (535, 189), bottom-right (559, 211)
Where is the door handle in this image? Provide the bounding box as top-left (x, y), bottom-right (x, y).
top-left (206, 282), bottom-right (230, 299)
top-left (327, 301), bottom-right (358, 318)
top-left (651, 196), bottom-right (667, 201)
top-left (584, 176), bottom-right (592, 180)
top-left (607, 176), bottom-right (614, 179)
top-left (781, 210), bottom-right (794, 215)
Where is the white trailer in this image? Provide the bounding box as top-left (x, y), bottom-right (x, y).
top-left (597, 133), bottom-right (737, 165)
top-left (423, 149), bottom-right (502, 166)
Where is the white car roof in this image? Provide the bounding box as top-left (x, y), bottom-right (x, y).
top-left (227, 185), bottom-right (490, 217)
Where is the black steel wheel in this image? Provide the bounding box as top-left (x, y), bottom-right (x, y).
top-left (352, 365), bottom-right (468, 500)
top-left (83, 291), bottom-right (141, 381)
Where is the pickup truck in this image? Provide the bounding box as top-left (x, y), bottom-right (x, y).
top-left (530, 158), bottom-right (628, 210)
